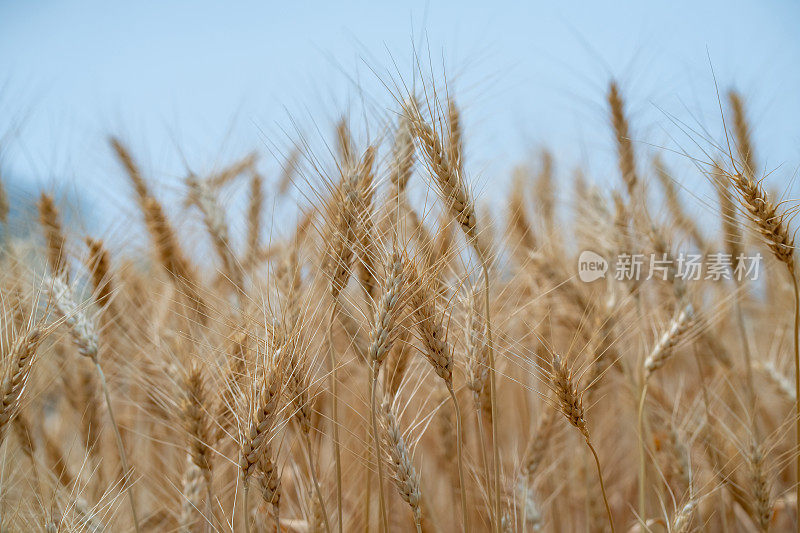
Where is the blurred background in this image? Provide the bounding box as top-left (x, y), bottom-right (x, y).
top-left (1, 0), bottom-right (799, 234)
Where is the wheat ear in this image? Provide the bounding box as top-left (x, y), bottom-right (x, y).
top-left (464, 282), bottom-right (492, 499)
top-left (671, 500), bottom-right (696, 533)
top-left (507, 167), bottom-right (537, 259)
top-left (38, 193), bottom-right (69, 278)
top-left (728, 90), bottom-right (757, 180)
top-left (408, 99), bottom-right (503, 530)
top-left (608, 81), bottom-right (638, 200)
top-left (746, 441), bottom-right (772, 532)
top-left (0, 169), bottom-right (8, 225)
top-left (245, 171), bottom-right (264, 270)
top-left (207, 151), bottom-right (258, 189)
top-left (392, 113), bottom-right (414, 195)
top-left (239, 352), bottom-right (282, 533)
top-left (550, 354), bottom-right (615, 532)
top-left (0, 328), bottom-right (41, 445)
top-left (324, 148), bottom-right (373, 532)
top-left (110, 138), bottom-right (208, 321)
top-left (367, 250), bottom-right (408, 533)
top-left (718, 161), bottom-right (798, 514)
top-left (181, 363), bottom-right (214, 516)
top-left (637, 303), bottom-right (694, 518)
top-left (380, 397), bottom-right (423, 532)
top-left (256, 447), bottom-right (281, 530)
top-left (407, 263), bottom-right (469, 532)
top-left (84, 238), bottom-right (115, 318)
top-left (187, 175), bottom-right (244, 293)
top-left (287, 350), bottom-right (332, 533)
top-left (47, 275), bottom-right (141, 533)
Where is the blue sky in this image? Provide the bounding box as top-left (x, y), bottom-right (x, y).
top-left (1, 0), bottom-right (799, 225)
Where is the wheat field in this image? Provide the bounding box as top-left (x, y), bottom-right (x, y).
top-left (0, 75), bottom-right (798, 533)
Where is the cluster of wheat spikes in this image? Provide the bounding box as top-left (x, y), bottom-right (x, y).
top-left (1, 79), bottom-right (800, 533)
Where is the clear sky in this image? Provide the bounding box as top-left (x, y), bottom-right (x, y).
top-left (1, 0), bottom-right (799, 225)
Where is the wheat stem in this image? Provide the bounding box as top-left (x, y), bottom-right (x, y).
top-left (479, 255), bottom-right (501, 533)
top-left (370, 365), bottom-right (389, 533)
top-left (474, 400), bottom-right (490, 515)
top-left (586, 439), bottom-right (615, 533)
top-left (244, 482), bottom-right (251, 533)
top-left (637, 381), bottom-right (649, 520)
top-left (326, 302), bottom-right (344, 532)
top-left (734, 292), bottom-right (761, 439)
top-left (448, 385), bottom-right (470, 533)
top-left (304, 431), bottom-right (333, 533)
top-left (95, 361), bottom-right (140, 533)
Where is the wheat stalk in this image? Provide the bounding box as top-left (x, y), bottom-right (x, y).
top-left (367, 249), bottom-right (409, 533)
top-left (549, 354), bottom-right (615, 532)
top-left (46, 275), bottom-right (141, 532)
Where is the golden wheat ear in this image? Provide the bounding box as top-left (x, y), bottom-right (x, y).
top-left (0, 328), bottom-right (42, 445)
top-left (379, 397), bottom-right (423, 531)
top-left (723, 166), bottom-right (795, 270)
top-left (0, 170), bottom-right (9, 225)
top-left (608, 81), bottom-right (638, 200)
top-left (38, 193), bottom-right (69, 278)
top-left (549, 353), bottom-right (615, 532)
top-left (728, 90), bottom-right (757, 180)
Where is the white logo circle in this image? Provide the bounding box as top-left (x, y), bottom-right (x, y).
top-left (577, 250), bottom-right (608, 282)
